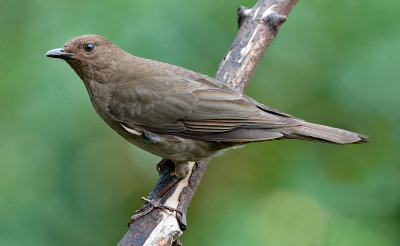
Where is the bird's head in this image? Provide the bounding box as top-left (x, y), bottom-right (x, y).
top-left (46, 34), bottom-right (122, 82)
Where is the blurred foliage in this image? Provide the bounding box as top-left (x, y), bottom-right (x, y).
top-left (0, 0), bottom-right (399, 245)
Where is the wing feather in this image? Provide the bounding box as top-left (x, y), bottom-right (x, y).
top-left (108, 70), bottom-right (299, 142)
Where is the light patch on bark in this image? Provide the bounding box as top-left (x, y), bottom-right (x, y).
top-left (238, 26), bottom-right (260, 63)
top-left (165, 162), bottom-right (195, 208)
top-left (252, 7), bottom-right (260, 20)
top-left (243, 8), bottom-right (252, 17)
top-left (261, 4), bottom-right (278, 19)
top-left (143, 211), bottom-right (182, 246)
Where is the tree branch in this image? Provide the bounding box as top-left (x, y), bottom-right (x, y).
top-left (118, 0), bottom-right (298, 245)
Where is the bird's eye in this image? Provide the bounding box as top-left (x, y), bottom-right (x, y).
top-left (84, 43), bottom-right (94, 52)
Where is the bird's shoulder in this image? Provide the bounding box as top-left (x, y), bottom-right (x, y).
top-left (124, 57), bottom-right (228, 91)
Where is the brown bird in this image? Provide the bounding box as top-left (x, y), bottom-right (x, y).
top-left (45, 34), bottom-right (368, 178)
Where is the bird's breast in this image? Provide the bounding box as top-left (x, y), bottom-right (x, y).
top-left (84, 80), bottom-right (114, 122)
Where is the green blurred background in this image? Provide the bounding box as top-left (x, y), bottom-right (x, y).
top-left (1, 0), bottom-right (399, 245)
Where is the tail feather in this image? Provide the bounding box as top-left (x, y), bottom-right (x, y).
top-left (288, 122), bottom-right (369, 144)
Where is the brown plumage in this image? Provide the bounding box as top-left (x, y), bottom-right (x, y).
top-left (45, 34), bottom-right (368, 177)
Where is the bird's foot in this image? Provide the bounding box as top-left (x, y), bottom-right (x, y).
top-left (128, 197), bottom-right (183, 227)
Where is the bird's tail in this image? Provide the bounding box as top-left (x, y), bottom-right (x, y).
top-left (287, 121), bottom-right (369, 144)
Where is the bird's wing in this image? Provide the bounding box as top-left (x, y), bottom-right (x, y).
top-left (108, 71), bottom-right (299, 142)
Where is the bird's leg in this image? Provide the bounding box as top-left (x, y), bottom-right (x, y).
top-left (156, 158), bottom-right (169, 175)
top-left (156, 159), bottom-right (189, 178)
top-left (174, 162), bottom-right (190, 178)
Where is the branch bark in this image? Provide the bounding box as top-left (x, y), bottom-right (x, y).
top-left (118, 0), bottom-right (298, 245)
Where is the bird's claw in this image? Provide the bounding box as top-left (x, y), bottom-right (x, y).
top-left (128, 197), bottom-right (183, 227)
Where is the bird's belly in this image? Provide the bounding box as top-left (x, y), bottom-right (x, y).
top-left (115, 128), bottom-right (233, 162)
top-left (126, 134), bottom-right (225, 162)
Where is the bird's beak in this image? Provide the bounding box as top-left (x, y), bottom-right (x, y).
top-left (45, 48), bottom-right (73, 59)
